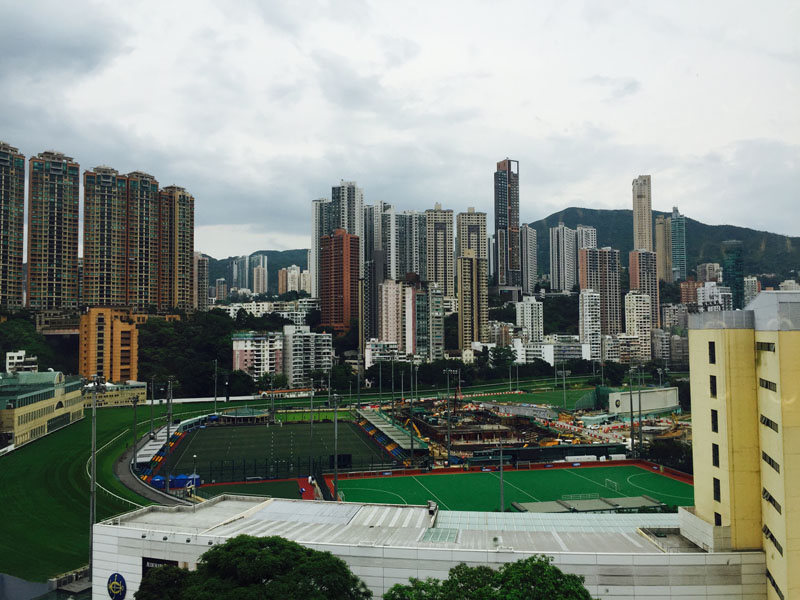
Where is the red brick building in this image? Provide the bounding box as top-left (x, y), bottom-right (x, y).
top-left (320, 229), bottom-right (359, 333)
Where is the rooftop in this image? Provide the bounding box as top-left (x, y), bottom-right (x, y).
top-left (105, 495), bottom-right (684, 555)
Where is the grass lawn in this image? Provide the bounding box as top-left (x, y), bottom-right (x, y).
top-left (337, 465), bottom-right (693, 512)
top-left (168, 421), bottom-right (391, 483)
top-left (467, 388), bottom-right (594, 410)
top-left (0, 400), bottom-right (242, 582)
top-left (196, 479), bottom-right (301, 500)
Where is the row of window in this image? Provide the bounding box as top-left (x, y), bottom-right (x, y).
top-left (16, 403), bottom-right (56, 425)
top-left (766, 569), bottom-right (785, 600)
top-left (762, 487), bottom-right (781, 514)
top-left (762, 524), bottom-right (783, 555)
top-left (760, 414), bottom-right (779, 432)
top-left (762, 451), bottom-right (780, 473)
top-left (759, 378), bottom-right (777, 392)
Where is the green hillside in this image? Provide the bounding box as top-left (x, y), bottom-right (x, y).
top-left (529, 207), bottom-right (800, 278)
top-left (206, 249), bottom-right (308, 294)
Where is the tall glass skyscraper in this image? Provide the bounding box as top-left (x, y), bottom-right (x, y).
top-left (494, 159), bottom-right (520, 287)
top-left (670, 206), bottom-right (687, 281)
top-left (722, 240), bottom-right (744, 309)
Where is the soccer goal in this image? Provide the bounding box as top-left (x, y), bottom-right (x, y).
top-left (604, 478), bottom-right (620, 493)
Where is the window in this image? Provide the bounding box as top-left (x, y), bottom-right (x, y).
top-left (712, 443), bottom-right (720, 468)
top-left (762, 488), bottom-right (782, 514)
top-left (708, 341), bottom-right (716, 364)
top-left (760, 414), bottom-right (779, 433)
top-left (756, 341), bottom-right (775, 352)
top-left (711, 409), bottom-right (718, 433)
top-left (766, 569), bottom-right (785, 600)
top-left (762, 524), bottom-right (784, 555)
top-left (762, 451), bottom-right (780, 473)
top-left (759, 378), bottom-right (777, 392)
top-left (714, 512), bottom-right (722, 526)
top-left (713, 477), bottom-right (721, 502)
top-left (709, 375), bottom-right (717, 398)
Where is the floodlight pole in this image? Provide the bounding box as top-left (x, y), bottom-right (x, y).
top-left (149, 375), bottom-right (155, 437)
top-left (445, 370), bottom-right (451, 463)
top-left (333, 394), bottom-right (339, 500)
top-left (409, 365), bottom-right (414, 467)
top-left (499, 438), bottom-right (504, 512)
top-left (132, 397), bottom-right (139, 475)
top-left (165, 378), bottom-right (174, 495)
top-left (213, 359), bottom-right (218, 415)
top-left (629, 367), bottom-right (636, 458)
top-left (89, 374), bottom-right (102, 581)
top-left (638, 367), bottom-right (644, 457)
top-left (390, 356), bottom-right (395, 424)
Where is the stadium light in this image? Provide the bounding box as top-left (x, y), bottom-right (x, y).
top-left (333, 394), bottom-right (340, 500)
top-left (89, 374), bottom-right (106, 582)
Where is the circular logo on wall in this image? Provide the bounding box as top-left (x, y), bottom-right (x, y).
top-left (107, 573), bottom-right (127, 600)
top-left (615, 399), bottom-right (621, 408)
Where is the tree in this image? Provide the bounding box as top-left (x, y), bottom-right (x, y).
top-left (488, 345), bottom-right (516, 371)
top-left (135, 535), bottom-right (372, 600)
top-left (602, 362), bottom-right (626, 387)
top-left (384, 555), bottom-right (594, 600)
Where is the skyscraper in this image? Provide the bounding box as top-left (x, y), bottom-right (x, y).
top-left (83, 167), bottom-right (127, 307)
top-left (578, 247), bottom-right (622, 335)
top-left (27, 151), bottom-right (80, 310)
top-left (425, 203), bottom-right (454, 298)
top-left (671, 207), bottom-right (687, 281)
top-left (515, 296), bottom-right (543, 342)
top-left (549, 223), bottom-right (576, 292)
top-left (457, 249), bottom-right (488, 350)
top-left (193, 252), bottom-right (209, 311)
top-left (331, 180), bottom-right (364, 275)
top-left (625, 290), bottom-right (652, 362)
top-left (630, 249), bottom-right (660, 329)
top-left (743, 276), bottom-right (761, 306)
top-left (395, 210), bottom-right (426, 280)
top-left (320, 229), bottom-right (359, 333)
top-left (158, 185), bottom-right (195, 311)
top-left (456, 208), bottom-right (486, 259)
top-left (0, 142), bottom-right (25, 309)
top-left (310, 197), bottom-right (332, 298)
top-left (575, 225), bottom-right (597, 251)
top-left (722, 240), bottom-right (744, 309)
top-left (125, 171), bottom-right (160, 309)
top-left (494, 159), bottom-right (520, 287)
top-left (249, 254), bottom-right (268, 294)
top-left (654, 214), bottom-right (672, 282)
top-left (519, 224), bottom-right (537, 295)
top-left (579, 290), bottom-right (602, 360)
top-left (632, 175), bottom-right (652, 251)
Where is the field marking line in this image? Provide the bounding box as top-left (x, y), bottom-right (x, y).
top-left (625, 473), bottom-right (694, 502)
top-left (562, 467), bottom-right (619, 495)
top-left (171, 427), bottom-right (202, 468)
top-left (411, 476), bottom-right (450, 510)
top-left (84, 430), bottom-right (144, 508)
top-left (490, 472), bottom-right (540, 502)
top-left (347, 421), bottom-right (386, 460)
top-left (337, 487), bottom-right (409, 505)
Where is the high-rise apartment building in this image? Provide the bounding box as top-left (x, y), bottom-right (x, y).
top-left (378, 280), bottom-right (405, 347)
top-left (578, 247), bottom-right (622, 335)
top-left (214, 278), bottom-right (227, 302)
top-left (456, 208), bottom-right (486, 260)
top-left (284, 264), bottom-right (300, 293)
top-left (417, 283), bottom-right (444, 361)
top-left (364, 249), bottom-right (387, 341)
top-left (158, 185), bottom-right (194, 311)
top-left (632, 175), bottom-right (652, 251)
top-left (625, 290), bottom-right (652, 362)
top-left (515, 296), bottom-right (543, 342)
top-left (680, 280), bottom-right (703, 304)
top-left (549, 223), bottom-right (576, 292)
top-left (310, 198), bottom-right (332, 298)
top-left (688, 292), bottom-right (800, 600)
top-left (494, 159), bottom-right (520, 287)
top-left (697, 263), bottom-right (723, 283)
top-left (396, 211), bottom-right (426, 280)
top-left (78, 307), bottom-right (138, 382)
top-left (519, 224), bottom-right (537, 295)
top-left (425, 203), bottom-right (454, 298)
top-left (670, 207), bottom-right (687, 281)
top-left (283, 325), bottom-right (333, 388)
top-left (743, 276), bottom-right (761, 306)
top-left (722, 240), bottom-right (744, 309)
top-left (124, 171), bottom-right (160, 308)
top-left (193, 252), bottom-right (209, 311)
top-left (83, 167), bottom-right (127, 307)
top-left (457, 249), bottom-right (488, 351)
top-left (231, 330), bottom-right (284, 377)
top-left (0, 142), bottom-right (25, 309)
top-left (630, 250), bottom-right (660, 329)
top-left (331, 180), bottom-right (364, 276)
top-left (320, 229), bottom-right (359, 333)
top-left (300, 270), bottom-right (311, 295)
top-left (579, 290), bottom-right (602, 361)
top-left (277, 269), bottom-right (288, 295)
top-left (655, 214), bottom-right (672, 283)
top-left (575, 225), bottom-right (597, 251)
top-left (27, 151), bottom-right (80, 310)
top-left (249, 255), bottom-right (267, 295)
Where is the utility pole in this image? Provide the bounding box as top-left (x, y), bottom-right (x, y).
top-left (89, 374), bottom-right (104, 581)
top-left (132, 397), bottom-right (139, 475)
top-left (629, 367), bottom-right (635, 458)
top-left (333, 394), bottom-right (339, 499)
top-left (499, 438), bottom-right (504, 512)
top-left (391, 356), bottom-right (395, 424)
top-left (165, 378), bottom-right (174, 495)
top-left (638, 367), bottom-right (644, 458)
top-left (149, 375), bottom-right (155, 437)
top-left (444, 369), bottom-right (452, 463)
top-left (213, 359), bottom-right (218, 414)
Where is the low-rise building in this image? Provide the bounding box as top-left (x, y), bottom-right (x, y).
top-left (0, 371), bottom-right (83, 450)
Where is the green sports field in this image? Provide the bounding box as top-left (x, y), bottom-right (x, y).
top-left (196, 479), bottom-right (301, 500)
top-left (337, 465), bottom-right (693, 512)
top-left (168, 421), bottom-right (392, 482)
top-left (468, 388), bottom-right (594, 410)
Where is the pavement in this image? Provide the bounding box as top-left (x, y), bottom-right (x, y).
top-left (113, 437), bottom-right (185, 507)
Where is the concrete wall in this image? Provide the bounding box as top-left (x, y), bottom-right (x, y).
top-left (92, 523), bottom-right (767, 599)
top-left (608, 387), bottom-right (679, 415)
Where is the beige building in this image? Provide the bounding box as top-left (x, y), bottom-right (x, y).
top-left (457, 249), bottom-right (488, 351)
top-left (688, 291), bottom-right (800, 600)
top-left (655, 214), bottom-right (672, 282)
top-left (425, 203), bottom-right (454, 298)
top-left (0, 371), bottom-right (84, 449)
top-left (79, 307), bottom-right (142, 383)
top-left (632, 174), bottom-right (652, 251)
top-left (624, 290), bottom-right (651, 363)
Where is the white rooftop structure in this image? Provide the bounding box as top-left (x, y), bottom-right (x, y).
top-left (93, 495), bottom-right (766, 599)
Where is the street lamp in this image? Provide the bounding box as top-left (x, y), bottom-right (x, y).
top-left (132, 396), bottom-right (139, 475)
top-left (89, 374), bottom-right (106, 581)
top-left (333, 394), bottom-right (340, 500)
top-left (213, 359), bottom-right (218, 414)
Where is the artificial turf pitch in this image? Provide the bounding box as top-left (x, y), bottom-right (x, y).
top-left (337, 465), bottom-right (693, 512)
top-left (169, 421), bottom-right (391, 482)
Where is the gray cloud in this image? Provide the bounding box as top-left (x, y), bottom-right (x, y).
top-left (584, 76), bottom-right (642, 101)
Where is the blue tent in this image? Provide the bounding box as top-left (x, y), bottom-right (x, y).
top-left (151, 475), bottom-right (165, 489)
top-left (174, 474), bottom-right (189, 488)
top-left (188, 474), bottom-right (201, 487)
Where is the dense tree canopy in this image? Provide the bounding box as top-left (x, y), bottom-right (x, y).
top-left (134, 535), bottom-right (372, 600)
top-left (383, 555), bottom-right (594, 600)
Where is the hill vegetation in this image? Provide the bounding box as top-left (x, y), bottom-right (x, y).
top-left (529, 207), bottom-right (800, 279)
top-left (205, 249), bottom-right (309, 295)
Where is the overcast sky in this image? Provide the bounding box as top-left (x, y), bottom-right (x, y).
top-left (1, 0), bottom-right (797, 258)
